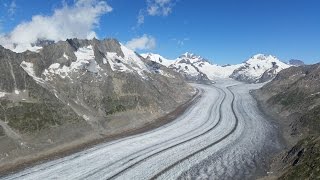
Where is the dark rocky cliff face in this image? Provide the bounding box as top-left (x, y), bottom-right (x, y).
top-left (253, 63), bottom-right (320, 179)
top-left (0, 38), bottom-right (194, 165)
top-left (0, 46), bottom-right (26, 92)
top-left (0, 46), bottom-right (85, 133)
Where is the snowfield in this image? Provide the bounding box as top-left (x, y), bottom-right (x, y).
top-left (2, 80), bottom-right (281, 180)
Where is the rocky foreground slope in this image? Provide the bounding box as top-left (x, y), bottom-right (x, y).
top-left (253, 63), bottom-right (320, 179)
top-left (0, 38), bottom-right (194, 169)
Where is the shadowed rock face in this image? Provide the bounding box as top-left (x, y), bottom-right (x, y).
top-left (279, 136), bottom-right (320, 180)
top-left (0, 46), bottom-right (85, 133)
top-left (253, 63), bottom-right (320, 179)
top-left (0, 46), bottom-right (26, 92)
top-left (255, 63), bottom-right (320, 136)
top-left (258, 63), bottom-right (279, 83)
top-left (0, 38), bottom-right (193, 137)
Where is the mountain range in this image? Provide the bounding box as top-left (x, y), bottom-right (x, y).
top-left (0, 37), bottom-right (308, 176)
top-left (2, 38), bottom-right (299, 141)
top-left (142, 52), bottom-right (293, 83)
top-left (3, 38), bottom-right (300, 85)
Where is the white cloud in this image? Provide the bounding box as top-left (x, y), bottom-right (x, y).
top-left (147, 0), bottom-right (174, 16)
top-left (0, 0), bottom-right (112, 52)
top-left (126, 34), bottom-right (156, 51)
top-left (137, 10), bottom-right (145, 26)
top-left (136, 0), bottom-right (175, 26)
top-left (147, 5), bottom-right (159, 16)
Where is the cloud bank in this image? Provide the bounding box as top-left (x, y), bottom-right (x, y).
top-left (126, 34), bottom-right (156, 51)
top-left (0, 0), bottom-right (112, 52)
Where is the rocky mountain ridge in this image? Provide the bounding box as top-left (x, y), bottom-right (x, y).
top-left (253, 63), bottom-right (320, 179)
top-left (289, 59), bottom-right (305, 66)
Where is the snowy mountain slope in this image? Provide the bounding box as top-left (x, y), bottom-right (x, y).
top-left (141, 52), bottom-right (291, 83)
top-left (230, 54), bottom-right (291, 83)
top-left (193, 62), bottom-right (243, 80)
top-left (168, 53), bottom-right (211, 82)
top-left (22, 39), bottom-right (182, 84)
top-left (141, 53), bottom-right (174, 67)
top-left (164, 52), bottom-right (242, 81)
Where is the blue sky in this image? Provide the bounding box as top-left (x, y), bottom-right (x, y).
top-left (0, 0), bottom-right (319, 65)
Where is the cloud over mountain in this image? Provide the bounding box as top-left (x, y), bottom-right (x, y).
top-left (126, 34), bottom-right (156, 51)
top-left (0, 0), bottom-right (112, 52)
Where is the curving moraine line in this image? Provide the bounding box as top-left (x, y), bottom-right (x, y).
top-left (79, 88), bottom-right (223, 179)
top-left (150, 85), bottom-right (239, 179)
top-left (106, 86), bottom-right (228, 179)
top-left (3, 85), bottom-right (241, 180)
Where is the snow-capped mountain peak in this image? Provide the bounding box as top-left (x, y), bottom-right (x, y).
top-left (168, 52), bottom-right (243, 82)
top-left (176, 52), bottom-right (209, 64)
top-left (246, 54), bottom-right (288, 68)
top-left (180, 52), bottom-right (198, 59)
top-left (230, 53), bottom-right (291, 83)
top-left (141, 51), bottom-right (292, 83)
top-left (248, 54), bottom-right (279, 63)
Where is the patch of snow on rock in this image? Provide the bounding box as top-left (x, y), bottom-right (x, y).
top-left (120, 44), bottom-right (150, 75)
top-left (43, 45), bottom-right (103, 80)
top-left (73, 45), bottom-right (97, 72)
top-left (0, 92), bottom-right (6, 98)
top-left (106, 52), bottom-right (131, 72)
top-left (63, 53), bottom-right (69, 60)
top-left (20, 61), bottom-right (45, 83)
